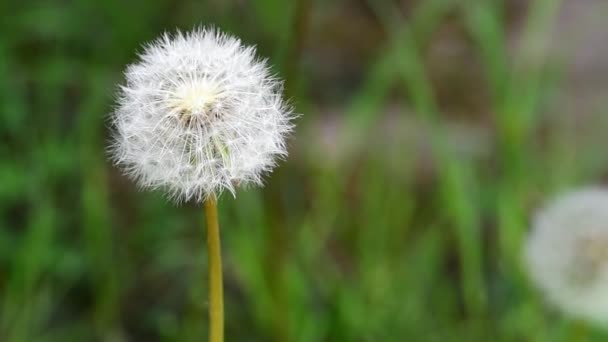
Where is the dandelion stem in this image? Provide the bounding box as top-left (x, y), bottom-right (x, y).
top-left (205, 196), bottom-right (224, 342)
top-left (572, 321), bottom-right (588, 342)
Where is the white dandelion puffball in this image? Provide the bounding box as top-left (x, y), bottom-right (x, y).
top-left (110, 27), bottom-right (294, 202)
top-left (525, 188), bottom-right (608, 325)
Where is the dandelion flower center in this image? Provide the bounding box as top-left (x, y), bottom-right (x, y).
top-left (170, 81), bottom-right (222, 122)
top-left (570, 233), bottom-right (608, 285)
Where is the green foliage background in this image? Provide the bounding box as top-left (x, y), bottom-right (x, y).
top-left (1, 0), bottom-right (608, 341)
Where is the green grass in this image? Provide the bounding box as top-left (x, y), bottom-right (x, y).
top-left (1, 0), bottom-right (607, 341)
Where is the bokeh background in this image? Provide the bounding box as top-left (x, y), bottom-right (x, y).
top-left (2, 0), bottom-right (608, 341)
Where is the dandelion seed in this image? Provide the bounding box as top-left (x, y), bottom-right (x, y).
top-left (525, 188), bottom-right (608, 325)
top-left (110, 27), bottom-right (294, 202)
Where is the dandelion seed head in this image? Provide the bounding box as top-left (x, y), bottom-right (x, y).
top-left (525, 188), bottom-right (608, 325)
top-left (109, 27), bottom-right (294, 202)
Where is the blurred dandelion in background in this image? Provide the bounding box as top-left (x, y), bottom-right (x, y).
top-left (525, 188), bottom-right (608, 326)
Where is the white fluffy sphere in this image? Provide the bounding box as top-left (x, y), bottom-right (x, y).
top-left (110, 27), bottom-right (294, 202)
top-left (525, 188), bottom-right (608, 325)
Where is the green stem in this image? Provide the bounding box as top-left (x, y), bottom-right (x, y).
top-left (205, 196), bottom-right (224, 342)
top-left (571, 321), bottom-right (588, 342)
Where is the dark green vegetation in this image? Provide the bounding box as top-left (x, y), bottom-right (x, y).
top-left (1, 0), bottom-right (608, 341)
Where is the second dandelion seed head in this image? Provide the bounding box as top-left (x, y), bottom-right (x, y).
top-left (525, 188), bottom-right (608, 325)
